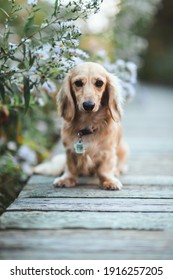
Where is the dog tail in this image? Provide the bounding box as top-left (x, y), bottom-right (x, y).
top-left (33, 153), bottom-right (66, 176)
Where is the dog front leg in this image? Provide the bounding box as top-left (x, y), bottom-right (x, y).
top-left (53, 149), bottom-right (77, 188)
top-left (94, 151), bottom-right (122, 190)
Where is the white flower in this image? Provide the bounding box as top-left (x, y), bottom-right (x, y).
top-left (74, 26), bottom-right (81, 34)
top-left (70, 39), bottom-right (79, 47)
top-left (71, 56), bottom-right (83, 66)
top-left (54, 41), bottom-right (65, 54)
top-left (27, 0), bottom-right (38, 6)
top-left (9, 42), bottom-right (17, 51)
top-left (36, 44), bottom-right (51, 60)
top-left (59, 57), bottom-right (69, 69)
top-left (21, 38), bottom-right (31, 44)
top-left (37, 51), bottom-right (49, 60)
top-left (69, 48), bottom-right (89, 59)
top-left (59, 20), bottom-right (75, 28)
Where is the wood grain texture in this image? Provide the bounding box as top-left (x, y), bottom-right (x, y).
top-left (30, 174), bottom-right (173, 185)
top-left (19, 176), bottom-right (173, 199)
top-left (0, 229), bottom-right (173, 260)
top-left (1, 211), bottom-right (173, 230)
top-left (7, 197), bottom-right (173, 212)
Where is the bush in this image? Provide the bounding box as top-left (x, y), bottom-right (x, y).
top-left (0, 0), bottom-right (103, 111)
top-left (0, 0), bottom-right (103, 212)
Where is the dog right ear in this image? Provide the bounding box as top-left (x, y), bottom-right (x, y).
top-left (57, 74), bottom-right (75, 122)
top-left (105, 74), bottom-right (124, 122)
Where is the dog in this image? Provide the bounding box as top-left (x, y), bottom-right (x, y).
top-left (35, 62), bottom-right (128, 190)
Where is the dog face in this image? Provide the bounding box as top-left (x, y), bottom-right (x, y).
top-left (70, 63), bottom-right (107, 113)
top-left (57, 62), bottom-right (123, 122)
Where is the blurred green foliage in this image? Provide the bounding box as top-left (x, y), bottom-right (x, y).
top-left (111, 0), bottom-right (161, 65)
top-left (0, 154), bottom-right (22, 214)
top-left (140, 0), bottom-right (173, 85)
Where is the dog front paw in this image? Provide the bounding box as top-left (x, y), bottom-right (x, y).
top-left (101, 178), bottom-right (122, 191)
top-left (53, 176), bottom-right (77, 188)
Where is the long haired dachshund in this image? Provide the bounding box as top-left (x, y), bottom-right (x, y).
top-left (51, 62), bottom-right (128, 190)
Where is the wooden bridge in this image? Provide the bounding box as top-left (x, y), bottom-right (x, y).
top-left (0, 83), bottom-right (173, 259)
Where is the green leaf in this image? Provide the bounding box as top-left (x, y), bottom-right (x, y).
top-left (29, 50), bottom-right (36, 67)
top-left (24, 16), bottom-right (34, 35)
top-left (23, 76), bottom-right (30, 112)
top-left (0, 83), bottom-right (5, 102)
top-left (53, 0), bottom-right (60, 16)
top-left (49, 67), bottom-right (60, 74)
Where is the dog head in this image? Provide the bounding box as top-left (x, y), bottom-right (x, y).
top-left (57, 62), bottom-right (123, 122)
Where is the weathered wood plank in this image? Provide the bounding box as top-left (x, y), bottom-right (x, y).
top-left (7, 197), bottom-right (173, 212)
top-left (128, 158), bottom-right (173, 176)
top-left (126, 139), bottom-right (173, 153)
top-left (28, 175), bottom-right (54, 185)
top-left (19, 184), bottom-right (173, 199)
top-left (0, 229), bottom-right (173, 260)
top-left (1, 211), bottom-right (173, 230)
top-left (27, 175), bottom-right (173, 187)
top-left (121, 176), bottom-right (173, 186)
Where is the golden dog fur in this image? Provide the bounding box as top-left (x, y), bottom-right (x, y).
top-left (52, 62), bottom-right (128, 190)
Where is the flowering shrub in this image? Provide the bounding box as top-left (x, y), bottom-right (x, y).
top-left (0, 0), bottom-right (104, 202)
top-left (0, 0), bottom-right (102, 111)
top-left (91, 48), bottom-right (136, 102)
top-left (97, 51), bottom-right (137, 101)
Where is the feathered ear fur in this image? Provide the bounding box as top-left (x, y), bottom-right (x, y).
top-left (57, 74), bottom-right (75, 122)
top-left (104, 74), bottom-right (123, 122)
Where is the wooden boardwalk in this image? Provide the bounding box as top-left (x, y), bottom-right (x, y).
top-left (0, 83), bottom-right (173, 260)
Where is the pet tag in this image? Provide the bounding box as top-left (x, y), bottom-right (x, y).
top-left (74, 139), bottom-right (85, 154)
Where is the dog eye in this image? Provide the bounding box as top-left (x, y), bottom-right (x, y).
top-left (95, 79), bottom-right (104, 87)
top-left (74, 80), bottom-right (83, 87)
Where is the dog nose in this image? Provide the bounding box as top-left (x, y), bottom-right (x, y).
top-left (83, 101), bottom-right (95, 112)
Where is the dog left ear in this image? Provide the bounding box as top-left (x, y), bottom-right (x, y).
top-left (57, 74), bottom-right (76, 122)
top-left (105, 74), bottom-right (123, 122)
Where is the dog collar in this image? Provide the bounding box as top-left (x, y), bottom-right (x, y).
top-left (78, 127), bottom-right (97, 138)
top-left (74, 127), bottom-right (97, 154)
